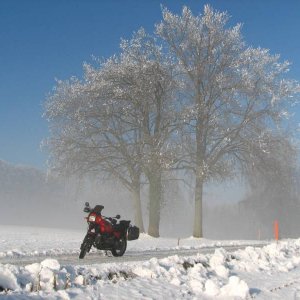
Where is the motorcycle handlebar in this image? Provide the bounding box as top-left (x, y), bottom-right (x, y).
top-left (83, 207), bottom-right (121, 221)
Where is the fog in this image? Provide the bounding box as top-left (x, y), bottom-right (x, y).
top-left (1, 159), bottom-right (300, 239)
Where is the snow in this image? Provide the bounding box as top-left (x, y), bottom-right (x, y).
top-left (220, 276), bottom-right (249, 298)
top-left (1, 227), bottom-right (300, 299)
top-left (0, 226), bottom-right (83, 258)
top-left (0, 253), bottom-right (251, 298)
top-left (0, 266), bottom-right (18, 291)
top-left (0, 225), bottom-right (264, 259)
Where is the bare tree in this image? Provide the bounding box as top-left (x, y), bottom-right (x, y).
top-left (44, 5), bottom-right (299, 238)
top-left (157, 5), bottom-right (299, 237)
top-left (44, 57), bottom-right (146, 231)
top-left (44, 29), bottom-right (178, 236)
top-left (116, 30), bottom-right (179, 237)
top-left (243, 136), bottom-right (300, 237)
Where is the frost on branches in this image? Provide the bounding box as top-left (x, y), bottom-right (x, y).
top-left (156, 5), bottom-right (299, 237)
top-left (45, 29), bottom-right (179, 236)
top-left (44, 5), bottom-right (300, 237)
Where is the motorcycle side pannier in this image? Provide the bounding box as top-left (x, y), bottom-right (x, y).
top-left (128, 226), bottom-right (139, 241)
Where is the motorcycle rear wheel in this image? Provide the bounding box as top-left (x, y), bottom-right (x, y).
top-left (111, 236), bottom-right (127, 257)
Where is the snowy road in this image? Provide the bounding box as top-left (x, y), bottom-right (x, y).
top-left (0, 243), bottom-right (267, 266)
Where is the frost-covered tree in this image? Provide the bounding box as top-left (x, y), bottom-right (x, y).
top-left (44, 29), bottom-right (178, 236)
top-left (157, 6), bottom-right (299, 237)
top-left (119, 30), bottom-right (179, 237)
top-left (45, 5), bottom-right (299, 238)
top-left (44, 57), bottom-right (146, 232)
top-left (243, 136), bottom-right (300, 237)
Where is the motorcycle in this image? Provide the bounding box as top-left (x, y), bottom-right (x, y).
top-left (79, 202), bottom-right (139, 259)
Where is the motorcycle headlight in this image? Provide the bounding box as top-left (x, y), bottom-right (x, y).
top-left (89, 215), bottom-right (96, 222)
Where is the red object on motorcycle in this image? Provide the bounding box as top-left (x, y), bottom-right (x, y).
top-left (87, 212), bottom-right (116, 235)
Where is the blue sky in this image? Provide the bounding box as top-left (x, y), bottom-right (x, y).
top-left (1, 0), bottom-right (300, 170)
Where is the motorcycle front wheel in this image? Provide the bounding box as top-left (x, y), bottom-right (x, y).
top-left (79, 234), bottom-right (94, 259)
top-left (79, 247), bottom-right (87, 259)
top-left (111, 236), bottom-right (127, 257)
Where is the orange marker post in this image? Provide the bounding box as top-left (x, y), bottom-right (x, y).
top-left (274, 220), bottom-right (279, 241)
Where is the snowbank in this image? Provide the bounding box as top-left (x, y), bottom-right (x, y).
top-left (1, 239), bottom-right (300, 299)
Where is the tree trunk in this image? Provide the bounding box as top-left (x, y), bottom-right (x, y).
top-left (193, 175), bottom-right (204, 238)
top-left (148, 172), bottom-right (162, 237)
top-left (193, 105), bottom-right (205, 238)
top-left (132, 188), bottom-right (145, 233)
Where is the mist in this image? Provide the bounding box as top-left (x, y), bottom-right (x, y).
top-left (2, 159), bottom-right (299, 239)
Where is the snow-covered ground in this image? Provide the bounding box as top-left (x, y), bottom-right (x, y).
top-left (1, 226), bottom-right (300, 299)
top-left (0, 225), bottom-right (263, 258)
